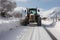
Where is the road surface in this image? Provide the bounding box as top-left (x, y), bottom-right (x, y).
top-left (0, 24), bottom-right (57, 40)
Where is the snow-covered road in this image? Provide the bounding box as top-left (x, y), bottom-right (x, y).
top-left (0, 26), bottom-right (29, 40)
top-left (0, 26), bottom-right (54, 40)
top-left (0, 18), bottom-right (60, 40)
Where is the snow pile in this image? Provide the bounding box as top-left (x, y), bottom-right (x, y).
top-left (0, 18), bottom-right (20, 35)
top-left (42, 7), bottom-right (60, 18)
top-left (42, 20), bottom-right (53, 25)
top-left (14, 7), bottom-right (26, 12)
top-left (50, 7), bottom-right (60, 18)
top-left (11, 7), bottom-right (26, 17)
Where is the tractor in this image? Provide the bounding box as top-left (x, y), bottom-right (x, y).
top-left (20, 8), bottom-right (41, 26)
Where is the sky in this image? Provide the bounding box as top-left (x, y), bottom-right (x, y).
top-left (12, 0), bottom-right (60, 10)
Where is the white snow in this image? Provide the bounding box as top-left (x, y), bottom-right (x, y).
top-left (39, 27), bottom-right (52, 40)
top-left (0, 7), bottom-right (60, 40)
top-left (38, 7), bottom-right (60, 18)
top-left (0, 17), bottom-right (20, 35)
top-left (46, 21), bottom-right (60, 40)
top-left (42, 19), bottom-right (53, 25)
top-left (0, 27), bottom-right (53, 40)
top-left (0, 26), bottom-right (29, 40)
top-left (0, 17), bottom-right (60, 40)
top-left (41, 18), bottom-right (60, 40)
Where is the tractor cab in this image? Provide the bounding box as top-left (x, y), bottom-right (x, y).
top-left (27, 8), bottom-right (37, 22)
top-left (28, 8), bottom-right (37, 14)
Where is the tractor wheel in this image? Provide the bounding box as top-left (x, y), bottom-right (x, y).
top-left (20, 17), bottom-right (29, 26)
top-left (37, 17), bottom-right (41, 26)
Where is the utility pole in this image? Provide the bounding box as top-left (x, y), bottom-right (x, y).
top-left (56, 12), bottom-right (58, 22)
top-left (56, 12), bottom-right (57, 22)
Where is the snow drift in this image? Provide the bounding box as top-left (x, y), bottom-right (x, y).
top-left (40, 7), bottom-right (60, 18)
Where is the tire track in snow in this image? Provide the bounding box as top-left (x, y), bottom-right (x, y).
top-left (44, 27), bottom-right (57, 40)
top-left (38, 27), bottom-right (40, 40)
top-left (30, 27), bottom-right (40, 40)
top-left (16, 27), bottom-right (30, 40)
top-left (19, 27), bottom-right (33, 40)
top-left (30, 27), bottom-right (34, 40)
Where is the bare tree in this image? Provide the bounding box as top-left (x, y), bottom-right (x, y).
top-left (0, 0), bottom-right (16, 17)
top-left (0, 0), bottom-right (16, 11)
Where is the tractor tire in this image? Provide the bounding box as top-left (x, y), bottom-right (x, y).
top-left (37, 16), bottom-right (41, 26)
top-left (20, 17), bottom-right (29, 26)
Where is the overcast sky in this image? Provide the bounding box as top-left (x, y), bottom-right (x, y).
top-left (12, 0), bottom-right (60, 10)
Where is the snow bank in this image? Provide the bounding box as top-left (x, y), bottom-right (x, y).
top-left (42, 20), bottom-right (53, 25)
top-left (47, 21), bottom-right (60, 40)
top-left (0, 18), bottom-right (20, 35)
